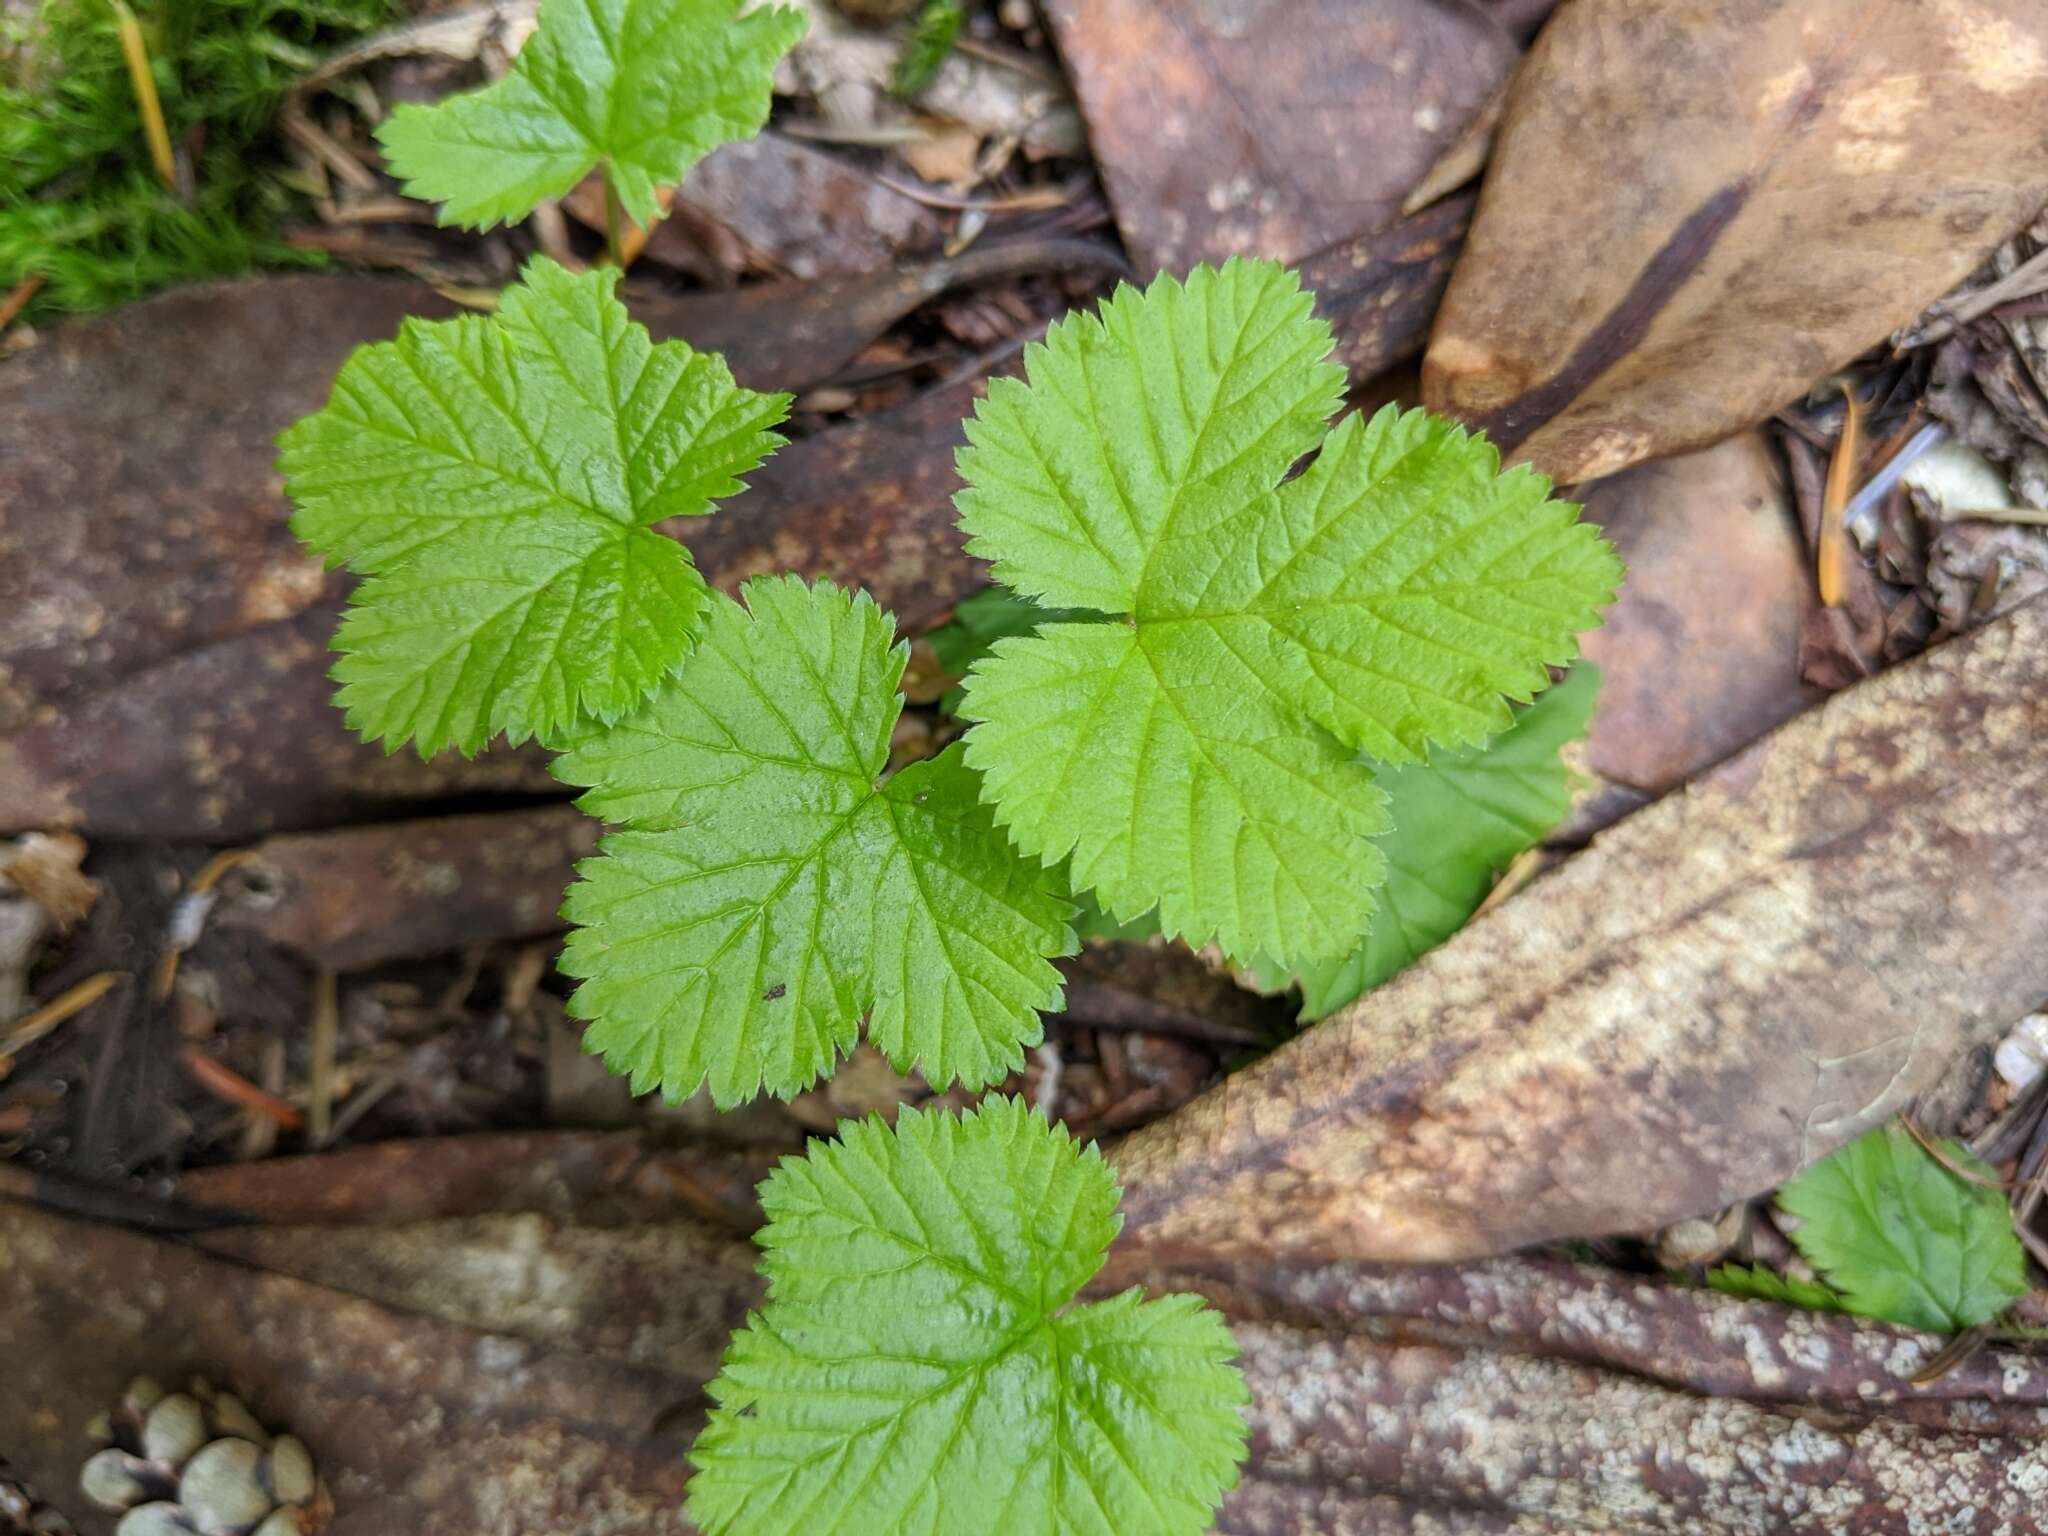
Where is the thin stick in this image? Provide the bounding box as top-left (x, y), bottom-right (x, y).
top-left (871, 172), bottom-right (1070, 213)
top-left (181, 1045), bottom-right (305, 1130)
top-left (0, 274), bottom-right (43, 331)
top-left (109, 0), bottom-right (177, 193)
top-left (0, 972), bottom-right (127, 1060)
top-left (1898, 1113), bottom-right (2012, 1190)
top-left (309, 968), bottom-right (338, 1147)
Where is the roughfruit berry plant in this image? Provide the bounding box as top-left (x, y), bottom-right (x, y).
top-left (277, 0), bottom-right (1623, 1527)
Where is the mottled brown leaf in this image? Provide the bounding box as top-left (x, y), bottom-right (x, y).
top-left (1425, 0), bottom-right (2048, 483)
top-left (1043, 0), bottom-right (1517, 273)
top-left (1575, 433), bottom-right (1820, 818)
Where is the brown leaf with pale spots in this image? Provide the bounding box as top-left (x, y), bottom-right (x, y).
top-left (1042, 0), bottom-right (1519, 274)
top-left (1423, 0), bottom-right (2048, 483)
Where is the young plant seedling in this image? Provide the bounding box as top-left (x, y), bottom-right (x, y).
top-left (553, 576), bottom-right (1076, 1107)
top-left (1712, 1122), bottom-right (2027, 1333)
top-left (280, 258), bottom-right (790, 754)
top-left (953, 258), bottom-right (1623, 969)
top-left (281, 232), bottom-right (1621, 1531)
top-left (687, 1098), bottom-right (1249, 1536)
top-left (1261, 662), bottom-right (1601, 1018)
top-left (377, 0), bottom-right (805, 248)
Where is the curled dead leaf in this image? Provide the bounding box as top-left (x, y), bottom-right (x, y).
top-left (1424, 0), bottom-right (2048, 483)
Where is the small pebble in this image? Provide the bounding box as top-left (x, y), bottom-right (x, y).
top-left (79, 1450), bottom-right (154, 1512)
top-left (176, 1441), bottom-right (271, 1536)
top-left (141, 1397), bottom-right (208, 1467)
top-left (1994, 1012), bottom-right (2048, 1090)
top-left (114, 1506), bottom-right (200, 1536)
top-left (265, 1437), bottom-right (315, 1507)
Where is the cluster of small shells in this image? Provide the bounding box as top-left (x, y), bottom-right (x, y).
top-left (78, 1378), bottom-right (330, 1536)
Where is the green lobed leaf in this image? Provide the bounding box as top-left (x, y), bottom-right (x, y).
top-left (1776, 1124), bottom-right (2027, 1334)
top-left (926, 587), bottom-right (1093, 716)
top-left (555, 576), bottom-right (1076, 1106)
top-left (1705, 1264), bottom-right (1846, 1314)
top-left (1266, 664), bottom-right (1599, 1019)
top-left (688, 1097), bottom-right (1250, 1535)
top-left (955, 258), bottom-right (1622, 969)
top-left (376, 0), bottom-right (806, 229)
top-left (280, 257), bottom-right (789, 756)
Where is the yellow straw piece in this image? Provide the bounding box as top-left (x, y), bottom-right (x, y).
top-left (1818, 383), bottom-right (1862, 608)
top-left (110, 0), bottom-right (177, 192)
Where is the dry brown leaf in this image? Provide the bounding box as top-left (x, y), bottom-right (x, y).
top-left (0, 832), bottom-right (98, 932)
top-left (211, 807), bottom-right (595, 971)
top-left (1576, 433), bottom-right (1819, 800)
top-left (1423, 0), bottom-right (2048, 483)
top-left (1042, 0), bottom-right (1518, 273)
top-left (1111, 596), bottom-right (2048, 1267)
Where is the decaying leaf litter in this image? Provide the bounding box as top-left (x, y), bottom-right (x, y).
top-left (6, 0), bottom-right (2048, 1530)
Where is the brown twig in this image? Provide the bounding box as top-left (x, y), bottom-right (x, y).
top-left (1907, 1323), bottom-right (1992, 1385)
top-left (870, 173), bottom-right (1070, 213)
top-left (309, 968), bottom-right (338, 1147)
top-left (1898, 1113), bottom-right (2012, 1190)
top-left (181, 1046), bottom-right (305, 1131)
top-left (0, 274), bottom-right (44, 331)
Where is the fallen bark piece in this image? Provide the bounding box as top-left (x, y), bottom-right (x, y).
top-left (1295, 193), bottom-right (1473, 381)
top-left (1105, 1250), bottom-right (2048, 1437)
top-left (171, 1130), bottom-right (779, 1230)
top-left (1220, 1324), bottom-right (2048, 1535)
top-left (1573, 433), bottom-right (1820, 822)
top-left (0, 1204), bottom-right (697, 1536)
top-left (210, 806), bottom-right (595, 970)
top-left (1424, 0), bottom-right (2048, 483)
top-left (1111, 595), bottom-right (2048, 1265)
top-left (17, 1155), bottom-right (2048, 1533)
top-left (0, 605), bottom-right (559, 840)
top-left (197, 1212), bottom-right (762, 1381)
top-left (1042, 0), bottom-right (1516, 273)
top-left (0, 277), bottom-right (456, 727)
top-left (628, 237), bottom-right (1126, 394)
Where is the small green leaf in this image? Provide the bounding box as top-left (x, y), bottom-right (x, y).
top-left (687, 1097), bottom-right (1250, 1535)
top-left (376, 0), bottom-right (806, 229)
top-left (1269, 664), bottom-right (1598, 1019)
top-left (892, 0), bottom-right (965, 97)
top-left (1706, 1263), bottom-right (1846, 1314)
top-left (555, 577), bottom-right (1075, 1106)
top-left (1776, 1124), bottom-right (2027, 1333)
top-left (956, 258), bottom-right (1621, 969)
top-left (280, 258), bottom-right (789, 755)
top-left (926, 587), bottom-right (1092, 716)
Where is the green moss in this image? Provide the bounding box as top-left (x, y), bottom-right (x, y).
top-left (1, 0), bottom-right (398, 320)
